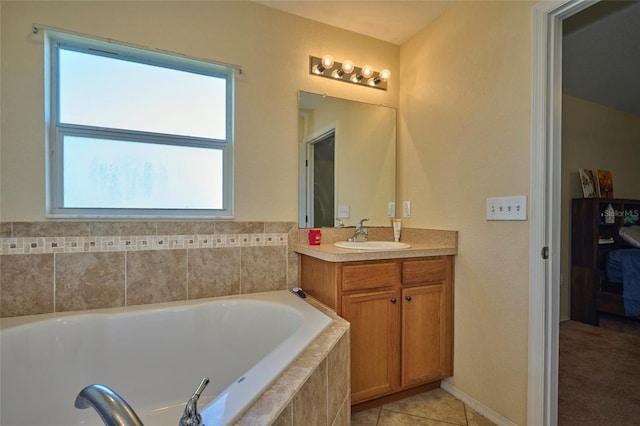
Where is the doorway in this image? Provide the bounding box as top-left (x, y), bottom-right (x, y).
top-left (310, 131), bottom-right (336, 228)
top-left (529, 1), bottom-right (620, 424)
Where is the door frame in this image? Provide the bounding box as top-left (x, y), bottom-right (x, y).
top-left (529, 1), bottom-right (597, 424)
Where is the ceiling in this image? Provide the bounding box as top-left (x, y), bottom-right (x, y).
top-left (563, 1), bottom-right (640, 116)
top-left (255, 0), bottom-right (455, 45)
top-left (257, 0), bottom-right (640, 117)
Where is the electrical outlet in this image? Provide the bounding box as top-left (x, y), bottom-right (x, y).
top-left (337, 205), bottom-right (350, 219)
top-left (486, 196), bottom-right (527, 221)
top-left (403, 201), bottom-right (411, 218)
top-left (388, 202), bottom-right (396, 218)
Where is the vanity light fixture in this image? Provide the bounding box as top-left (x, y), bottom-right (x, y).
top-left (309, 55), bottom-right (389, 91)
top-left (368, 68), bottom-right (391, 87)
top-left (311, 55), bottom-right (335, 75)
top-left (331, 60), bottom-right (354, 79)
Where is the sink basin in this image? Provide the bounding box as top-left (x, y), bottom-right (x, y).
top-left (334, 241), bottom-right (411, 250)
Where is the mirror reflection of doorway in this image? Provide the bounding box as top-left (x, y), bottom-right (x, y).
top-left (311, 131), bottom-right (335, 227)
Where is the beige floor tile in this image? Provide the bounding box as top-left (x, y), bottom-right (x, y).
top-left (382, 389), bottom-right (466, 425)
top-left (377, 410), bottom-right (452, 426)
top-left (351, 406), bottom-right (381, 426)
top-left (465, 405), bottom-right (496, 426)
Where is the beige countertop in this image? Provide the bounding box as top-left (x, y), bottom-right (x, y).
top-left (293, 227), bottom-right (457, 262)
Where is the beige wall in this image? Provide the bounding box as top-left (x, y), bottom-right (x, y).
top-left (0, 0), bottom-right (399, 221)
top-left (399, 2), bottom-right (535, 424)
top-left (1, 1), bottom-right (547, 424)
top-left (560, 94), bottom-right (640, 319)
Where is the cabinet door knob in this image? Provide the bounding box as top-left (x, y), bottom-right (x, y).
top-left (405, 295), bottom-right (412, 302)
top-left (390, 298), bottom-right (397, 304)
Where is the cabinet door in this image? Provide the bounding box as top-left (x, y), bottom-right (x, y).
top-left (342, 290), bottom-right (400, 403)
top-left (401, 284), bottom-right (453, 388)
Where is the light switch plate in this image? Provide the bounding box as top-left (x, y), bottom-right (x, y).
top-left (486, 196), bottom-right (527, 221)
top-left (403, 201), bottom-right (411, 218)
top-left (337, 205), bottom-right (350, 219)
top-left (388, 202), bottom-right (396, 218)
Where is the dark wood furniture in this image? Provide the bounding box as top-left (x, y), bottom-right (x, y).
top-left (571, 198), bottom-right (640, 325)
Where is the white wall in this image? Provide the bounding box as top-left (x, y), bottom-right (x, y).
top-left (399, 2), bottom-right (535, 424)
top-left (0, 1), bottom-right (399, 221)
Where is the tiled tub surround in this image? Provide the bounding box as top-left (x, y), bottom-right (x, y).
top-left (1, 291), bottom-right (350, 426)
top-left (0, 221), bottom-right (300, 318)
top-left (0, 219), bottom-right (350, 425)
top-left (237, 297), bottom-right (350, 426)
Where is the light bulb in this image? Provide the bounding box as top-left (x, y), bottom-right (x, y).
top-left (342, 60), bottom-right (355, 74)
top-left (321, 55), bottom-right (334, 69)
top-left (351, 73), bottom-right (363, 83)
top-left (368, 77), bottom-right (378, 86)
top-left (361, 65), bottom-right (374, 78)
top-left (379, 69), bottom-right (391, 82)
top-left (331, 69), bottom-right (343, 79)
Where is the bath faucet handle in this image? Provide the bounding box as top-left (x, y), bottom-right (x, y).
top-left (179, 377), bottom-right (209, 426)
top-left (191, 377), bottom-right (209, 401)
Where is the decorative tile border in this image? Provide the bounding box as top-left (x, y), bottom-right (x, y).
top-left (0, 233), bottom-right (288, 255)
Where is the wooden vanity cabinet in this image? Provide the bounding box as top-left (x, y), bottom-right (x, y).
top-left (343, 288), bottom-right (400, 402)
top-left (299, 254), bottom-right (454, 405)
top-left (401, 258), bottom-right (453, 388)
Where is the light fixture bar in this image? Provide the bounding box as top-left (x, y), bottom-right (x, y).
top-left (309, 56), bottom-right (389, 91)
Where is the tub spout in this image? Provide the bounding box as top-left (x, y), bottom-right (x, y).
top-left (179, 377), bottom-right (209, 426)
top-left (75, 384), bottom-right (143, 426)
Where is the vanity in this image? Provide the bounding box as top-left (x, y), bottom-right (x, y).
top-left (296, 92), bottom-right (456, 409)
top-left (293, 228), bottom-right (457, 409)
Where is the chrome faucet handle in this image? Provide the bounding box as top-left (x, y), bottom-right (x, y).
top-left (191, 377), bottom-right (209, 401)
top-left (356, 218), bottom-right (369, 230)
top-left (179, 377), bottom-right (209, 426)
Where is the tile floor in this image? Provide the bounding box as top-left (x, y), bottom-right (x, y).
top-left (351, 388), bottom-right (496, 426)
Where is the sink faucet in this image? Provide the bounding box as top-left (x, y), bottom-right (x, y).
top-left (179, 377), bottom-right (210, 426)
top-left (348, 218), bottom-right (369, 242)
top-left (75, 384), bottom-right (143, 426)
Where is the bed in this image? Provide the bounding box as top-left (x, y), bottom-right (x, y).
top-left (571, 199), bottom-right (640, 325)
top-left (605, 247), bottom-right (640, 317)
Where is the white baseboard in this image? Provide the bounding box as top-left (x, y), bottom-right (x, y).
top-left (440, 380), bottom-right (518, 426)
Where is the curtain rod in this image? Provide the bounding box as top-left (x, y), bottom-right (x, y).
top-left (32, 23), bottom-right (243, 74)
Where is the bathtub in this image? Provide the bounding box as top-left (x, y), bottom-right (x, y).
top-left (0, 290), bottom-right (332, 426)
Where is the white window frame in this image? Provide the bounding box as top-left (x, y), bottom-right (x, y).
top-left (45, 30), bottom-right (234, 219)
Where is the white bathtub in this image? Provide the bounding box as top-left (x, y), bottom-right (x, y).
top-left (0, 290), bottom-right (331, 426)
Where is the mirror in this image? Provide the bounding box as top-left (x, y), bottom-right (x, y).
top-left (298, 91), bottom-right (396, 228)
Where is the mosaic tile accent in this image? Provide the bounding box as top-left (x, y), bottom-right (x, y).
top-left (0, 233), bottom-right (288, 255)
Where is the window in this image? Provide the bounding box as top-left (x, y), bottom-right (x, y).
top-left (46, 30), bottom-right (234, 218)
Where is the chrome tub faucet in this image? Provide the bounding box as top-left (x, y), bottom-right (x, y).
top-left (75, 377), bottom-right (210, 426)
top-left (75, 384), bottom-right (143, 426)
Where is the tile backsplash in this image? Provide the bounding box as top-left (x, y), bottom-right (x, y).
top-left (0, 221), bottom-right (300, 318)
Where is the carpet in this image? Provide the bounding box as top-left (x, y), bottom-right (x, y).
top-left (558, 315), bottom-right (640, 425)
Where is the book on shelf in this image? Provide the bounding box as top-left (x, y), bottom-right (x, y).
top-left (598, 236), bottom-right (614, 245)
top-left (579, 168), bottom-right (598, 198)
top-left (596, 169), bottom-right (614, 198)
